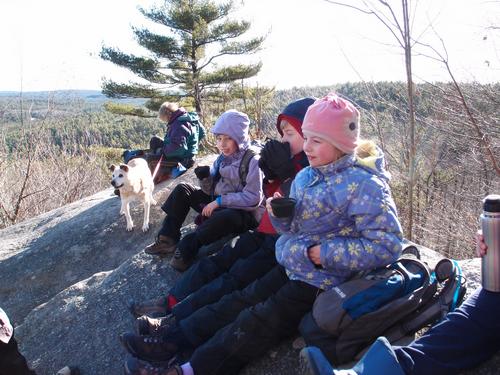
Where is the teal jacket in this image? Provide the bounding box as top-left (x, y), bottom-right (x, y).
top-left (163, 109), bottom-right (206, 159)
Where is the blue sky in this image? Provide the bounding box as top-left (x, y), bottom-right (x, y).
top-left (0, 0), bottom-right (498, 92)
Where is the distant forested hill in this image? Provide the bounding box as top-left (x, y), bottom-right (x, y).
top-left (0, 89), bottom-right (146, 103)
top-left (0, 90), bottom-right (153, 150)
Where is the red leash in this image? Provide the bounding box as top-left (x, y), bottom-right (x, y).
top-left (151, 154), bottom-right (164, 181)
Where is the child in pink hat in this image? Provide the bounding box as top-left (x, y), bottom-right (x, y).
top-left (301, 92), bottom-right (360, 166)
top-left (268, 92), bottom-right (401, 288)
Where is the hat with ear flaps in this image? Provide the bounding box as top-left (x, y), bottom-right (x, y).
top-left (276, 97), bottom-right (317, 137)
top-left (302, 93), bottom-right (360, 154)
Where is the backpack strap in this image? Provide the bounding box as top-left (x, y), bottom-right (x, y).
top-left (239, 147), bottom-right (257, 187)
top-left (384, 258), bottom-right (466, 342)
top-left (210, 154), bottom-right (223, 198)
top-left (210, 147), bottom-right (255, 198)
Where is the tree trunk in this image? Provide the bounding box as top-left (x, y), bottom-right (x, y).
top-left (402, 0), bottom-right (416, 240)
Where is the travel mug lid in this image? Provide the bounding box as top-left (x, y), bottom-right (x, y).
top-left (483, 194), bottom-right (500, 213)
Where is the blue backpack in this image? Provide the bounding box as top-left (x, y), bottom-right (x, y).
top-left (123, 149), bottom-right (146, 164)
top-left (299, 245), bottom-right (467, 364)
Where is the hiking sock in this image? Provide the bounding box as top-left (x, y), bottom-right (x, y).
top-left (167, 294), bottom-right (179, 310)
top-left (181, 362), bottom-right (194, 375)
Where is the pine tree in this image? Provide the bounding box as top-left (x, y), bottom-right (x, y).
top-left (100, 0), bottom-right (265, 117)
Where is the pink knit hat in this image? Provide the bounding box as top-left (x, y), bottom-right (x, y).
top-left (302, 93), bottom-right (360, 154)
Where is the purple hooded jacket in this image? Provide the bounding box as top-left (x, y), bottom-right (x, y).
top-left (200, 110), bottom-right (264, 220)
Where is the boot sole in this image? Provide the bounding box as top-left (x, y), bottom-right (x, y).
top-left (144, 243), bottom-right (177, 256)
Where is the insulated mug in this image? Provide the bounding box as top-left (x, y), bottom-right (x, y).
top-left (481, 194), bottom-right (500, 292)
top-left (271, 197), bottom-right (296, 218)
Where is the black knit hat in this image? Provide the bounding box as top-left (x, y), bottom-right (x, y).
top-left (276, 97), bottom-right (317, 137)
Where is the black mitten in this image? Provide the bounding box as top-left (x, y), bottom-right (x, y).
top-left (261, 139), bottom-right (295, 181)
top-left (194, 166), bottom-right (210, 179)
top-left (258, 156), bottom-right (278, 181)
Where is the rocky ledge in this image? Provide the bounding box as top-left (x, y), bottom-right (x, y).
top-left (0, 155), bottom-right (496, 374)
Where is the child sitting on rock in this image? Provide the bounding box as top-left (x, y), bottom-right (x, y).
top-left (153, 102), bottom-right (205, 170)
top-left (121, 102), bottom-right (205, 187)
top-left (145, 109), bottom-right (264, 272)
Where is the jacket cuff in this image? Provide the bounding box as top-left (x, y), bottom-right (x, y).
top-left (216, 196), bottom-right (222, 206)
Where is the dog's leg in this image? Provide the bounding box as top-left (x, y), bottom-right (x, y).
top-left (142, 199), bottom-right (151, 232)
top-left (150, 190), bottom-right (157, 206)
top-left (120, 197), bottom-right (126, 216)
top-left (124, 199), bottom-right (134, 231)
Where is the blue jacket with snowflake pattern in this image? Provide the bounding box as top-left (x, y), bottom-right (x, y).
top-left (270, 147), bottom-right (403, 290)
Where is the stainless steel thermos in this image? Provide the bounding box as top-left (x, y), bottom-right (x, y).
top-left (481, 194), bottom-right (500, 292)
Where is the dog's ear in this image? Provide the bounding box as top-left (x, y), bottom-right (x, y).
top-left (120, 164), bottom-right (129, 172)
top-left (109, 164), bottom-right (116, 172)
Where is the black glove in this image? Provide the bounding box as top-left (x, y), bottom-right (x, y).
top-left (259, 139), bottom-right (295, 181)
top-left (194, 165), bottom-right (210, 179)
top-left (258, 155), bottom-right (278, 181)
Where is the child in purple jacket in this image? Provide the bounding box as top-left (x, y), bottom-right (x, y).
top-left (145, 109), bottom-right (264, 272)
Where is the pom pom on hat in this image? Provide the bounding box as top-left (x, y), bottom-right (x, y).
top-left (302, 93), bottom-right (360, 154)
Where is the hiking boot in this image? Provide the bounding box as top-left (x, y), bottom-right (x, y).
top-left (169, 249), bottom-right (193, 272)
top-left (123, 355), bottom-right (182, 375)
top-left (145, 235), bottom-right (177, 256)
top-left (119, 333), bottom-right (178, 362)
top-left (135, 314), bottom-right (177, 336)
top-left (128, 296), bottom-right (170, 318)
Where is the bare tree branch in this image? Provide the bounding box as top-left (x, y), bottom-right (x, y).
top-left (323, 0), bottom-right (405, 48)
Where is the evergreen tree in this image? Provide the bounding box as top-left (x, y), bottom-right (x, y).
top-left (100, 0), bottom-right (265, 117)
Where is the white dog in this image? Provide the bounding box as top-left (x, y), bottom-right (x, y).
top-left (110, 158), bottom-right (156, 232)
